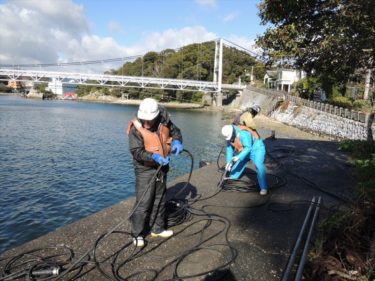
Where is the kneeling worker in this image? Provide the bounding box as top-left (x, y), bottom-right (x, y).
top-left (127, 98), bottom-right (183, 247)
top-left (233, 104), bottom-right (261, 131)
top-left (221, 123), bottom-right (268, 195)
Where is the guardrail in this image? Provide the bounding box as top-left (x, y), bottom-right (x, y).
top-left (247, 86), bottom-right (369, 124)
top-left (286, 95), bottom-right (368, 123)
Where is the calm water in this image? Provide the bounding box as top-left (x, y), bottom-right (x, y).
top-left (0, 95), bottom-right (226, 254)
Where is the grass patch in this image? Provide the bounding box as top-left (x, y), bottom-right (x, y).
top-left (305, 140), bottom-right (375, 280)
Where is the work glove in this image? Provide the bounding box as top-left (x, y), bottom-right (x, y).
top-left (232, 156), bottom-right (239, 163)
top-left (152, 154), bottom-right (170, 166)
top-left (171, 140), bottom-right (183, 156)
top-left (225, 156), bottom-right (238, 172)
top-left (225, 162), bottom-right (233, 172)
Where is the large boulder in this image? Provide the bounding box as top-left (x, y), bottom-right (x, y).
top-left (26, 88), bottom-right (43, 99)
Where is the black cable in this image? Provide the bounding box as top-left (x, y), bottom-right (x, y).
top-left (1, 152), bottom-right (187, 281)
top-left (0, 55), bottom-right (142, 68)
top-left (166, 199), bottom-right (193, 227)
top-left (164, 149), bottom-right (195, 228)
top-left (92, 231), bottom-right (135, 281)
top-left (267, 199), bottom-right (344, 213)
top-left (216, 145), bottom-right (225, 171)
top-left (69, 144), bottom-right (287, 281)
top-left (53, 165), bottom-right (163, 281)
top-left (1, 145), bottom-right (291, 281)
top-left (267, 145), bottom-right (351, 203)
top-left (173, 149), bottom-right (194, 199)
top-left (80, 150), bottom-right (193, 280)
top-left (156, 213), bottom-right (238, 281)
top-left (221, 171), bottom-right (287, 193)
top-left (0, 245), bottom-right (82, 281)
top-left (288, 171), bottom-right (351, 203)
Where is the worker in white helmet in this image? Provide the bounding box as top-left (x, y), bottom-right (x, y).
top-left (221, 122), bottom-right (268, 196)
top-left (127, 98), bottom-right (183, 247)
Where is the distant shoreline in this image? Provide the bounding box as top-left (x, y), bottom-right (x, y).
top-left (76, 95), bottom-right (239, 112)
top-left (77, 95), bottom-right (204, 109)
top-left (0, 92), bottom-right (239, 112)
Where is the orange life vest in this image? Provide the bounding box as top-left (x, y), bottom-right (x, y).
top-left (127, 118), bottom-right (172, 161)
top-left (232, 125), bottom-right (260, 152)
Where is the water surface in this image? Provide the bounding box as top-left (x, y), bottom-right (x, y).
top-left (0, 95), bottom-right (225, 254)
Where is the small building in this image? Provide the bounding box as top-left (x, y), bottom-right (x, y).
top-left (63, 92), bottom-right (77, 99)
top-left (263, 71), bottom-right (277, 89)
top-left (8, 80), bottom-right (23, 89)
top-left (47, 78), bottom-right (76, 97)
top-left (47, 78), bottom-right (64, 95)
top-left (264, 69), bottom-right (306, 92)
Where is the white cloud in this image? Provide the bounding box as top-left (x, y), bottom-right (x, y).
top-left (107, 20), bottom-right (124, 33)
top-left (0, 0), bottom-right (89, 64)
top-left (138, 26), bottom-right (217, 53)
top-left (226, 35), bottom-right (262, 57)
top-left (223, 12), bottom-right (238, 23)
top-left (0, 0), bottom-right (219, 73)
top-left (195, 0), bottom-right (217, 8)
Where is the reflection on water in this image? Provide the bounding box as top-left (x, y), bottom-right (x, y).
top-left (0, 95), bottom-right (226, 254)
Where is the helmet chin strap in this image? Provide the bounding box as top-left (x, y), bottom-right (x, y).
top-left (139, 114), bottom-right (160, 129)
top-left (229, 126), bottom-right (236, 142)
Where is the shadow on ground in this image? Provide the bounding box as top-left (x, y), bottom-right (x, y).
top-left (0, 137), bottom-right (355, 281)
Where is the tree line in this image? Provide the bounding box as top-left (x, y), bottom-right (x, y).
top-left (257, 0), bottom-right (374, 111)
top-left (76, 41), bottom-right (266, 103)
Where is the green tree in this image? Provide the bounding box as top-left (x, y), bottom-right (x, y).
top-left (256, 0), bottom-right (375, 91)
top-left (0, 83), bottom-right (12, 93)
top-left (98, 41), bottom-right (266, 102)
top-left (295, 77), bottom-right (321, 99)
top-left (108, 41), bottom-right (263, 87)
top-left (34, 83), bottom-right (48, 93)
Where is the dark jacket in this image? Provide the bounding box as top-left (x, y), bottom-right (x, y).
top-left (128, 105), bottom-right (182, 172)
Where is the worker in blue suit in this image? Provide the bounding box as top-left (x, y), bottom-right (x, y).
top-left (221, 124), bottom-right (268, 195)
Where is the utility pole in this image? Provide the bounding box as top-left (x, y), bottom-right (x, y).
top-left (364, 69), bottom-right (371, 100)
top-left (213, 38), bottom-right (223, 107)
top-left (362, 49), bottom-right (374, 140)
top-left (250, 66), bottom-right (254, 85)
top-left (362, 49), bottom-right (373, 100)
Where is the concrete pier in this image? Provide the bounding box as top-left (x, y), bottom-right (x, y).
top-left (0, 123), bottom-right (355, 280)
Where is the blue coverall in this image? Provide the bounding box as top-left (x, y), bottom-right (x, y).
top-left (225, 125), bottom-right (268, 190)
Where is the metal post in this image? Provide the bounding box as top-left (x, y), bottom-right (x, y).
top-left (281, 197), bottom-right (317, 281)
top-left (213, 38), bottom-right (223, 107)
top-left (364, 69), bottom-right (372, 100)
top-left (250, 66), bottom-right (254, 85)
top-left (294, 197), bottom-right (322, 281)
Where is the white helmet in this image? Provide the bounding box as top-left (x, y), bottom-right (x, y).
top-left (221, 125), bottom-right (234, 141)
top-left (137, 98), bottom-right (160, 120)
top-left (251, 104), bottom-right (261, 114)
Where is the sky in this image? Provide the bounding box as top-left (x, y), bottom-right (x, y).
top-left (0, 0), bottom-right (267, 66)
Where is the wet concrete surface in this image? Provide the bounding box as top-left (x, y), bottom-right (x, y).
top-left (0, 121), bottom-right (355, 281)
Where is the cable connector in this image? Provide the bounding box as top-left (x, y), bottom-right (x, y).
top-left (31, 266), bottom-right (60, 276)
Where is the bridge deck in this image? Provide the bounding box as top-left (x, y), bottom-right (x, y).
top-left (0, 68), bottom-right (245, 92)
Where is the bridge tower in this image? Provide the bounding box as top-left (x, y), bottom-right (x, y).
top-left (213, 38), bottom-right (223, 107)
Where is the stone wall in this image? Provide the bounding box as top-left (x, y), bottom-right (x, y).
top-left (26, 88), bottom-right (43, 99)
top-left (239, 86), bottom-right (375, 140)
top-left (271, 101), bottom-right (374, 140)
top-left (239, 87), bottom-right (282, 114)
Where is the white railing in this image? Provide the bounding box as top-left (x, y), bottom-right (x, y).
top-left (0, 69), bottom-right (245, 93)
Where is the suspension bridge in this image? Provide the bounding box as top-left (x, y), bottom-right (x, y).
top-left (0, 38), bottom-right (258, 106)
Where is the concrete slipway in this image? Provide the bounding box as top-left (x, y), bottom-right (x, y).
top-left (0, 118), bottom-right (355, 281)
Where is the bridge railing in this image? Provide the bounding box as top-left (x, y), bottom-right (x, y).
top-left (0, 68), bottom-right (246, 93)
top-left (248, 86), bottom-right (369, 124)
